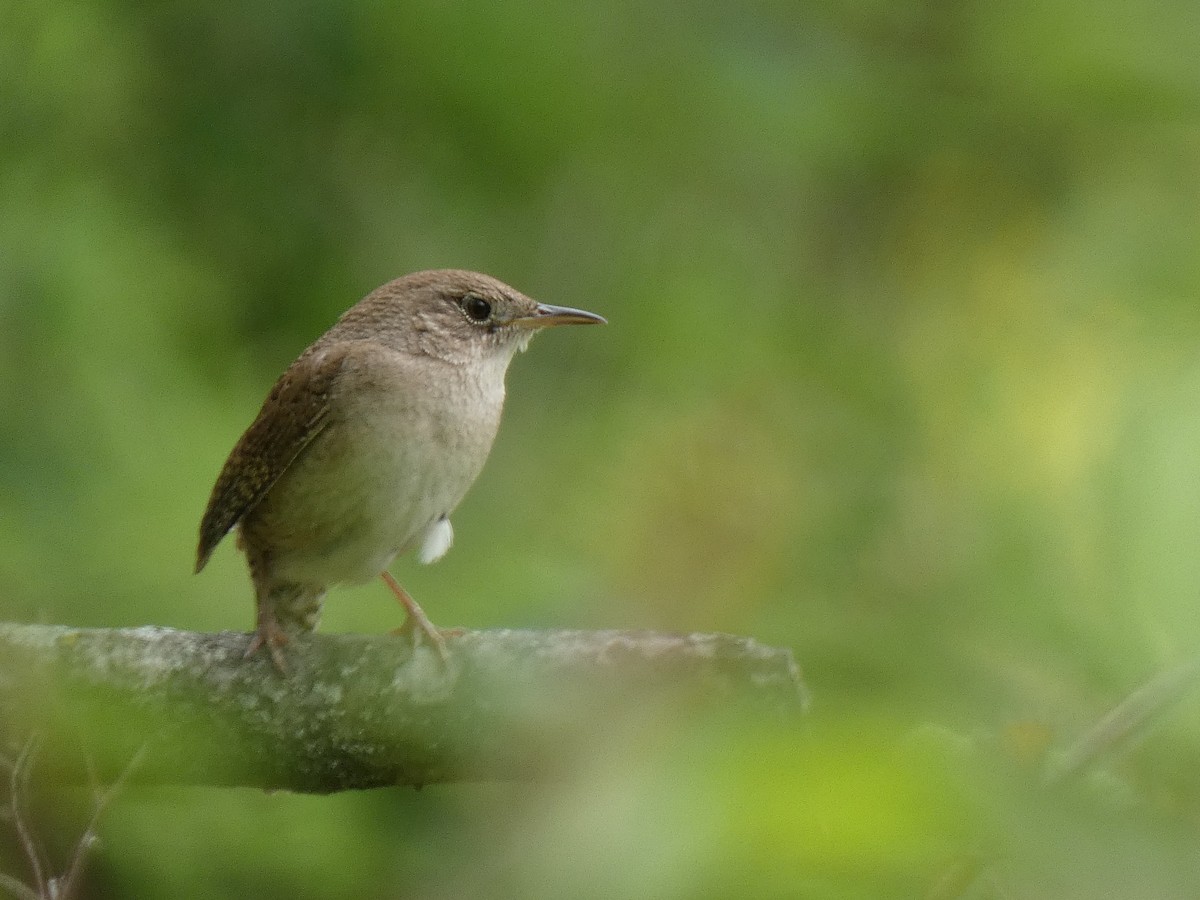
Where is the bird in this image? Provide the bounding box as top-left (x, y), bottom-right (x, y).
top-left (195, 269), bottom-right (605, 671)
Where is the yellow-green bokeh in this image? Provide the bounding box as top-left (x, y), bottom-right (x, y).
top-left (4, 0), bottom-right (1200, 895)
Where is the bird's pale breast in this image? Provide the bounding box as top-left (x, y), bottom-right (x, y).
top-left (243, 346), bottom-right (505, 585)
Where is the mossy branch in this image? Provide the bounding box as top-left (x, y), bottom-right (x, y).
top-left (0, 623), bottom-right (807, 794)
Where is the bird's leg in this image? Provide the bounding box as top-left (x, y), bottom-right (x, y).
top-left (380, 570), bottom-right (451, 662)
top-left (245, 592), bottom-right (290, 674)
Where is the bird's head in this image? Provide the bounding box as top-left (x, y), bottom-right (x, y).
top-left (337, 269), bottom-right (605, 365)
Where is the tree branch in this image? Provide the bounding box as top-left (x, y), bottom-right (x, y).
top-left (0, 623), bottom-right (807, 793)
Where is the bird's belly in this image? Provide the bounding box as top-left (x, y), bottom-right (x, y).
top-left (252, 391), bottom-right (496, 586)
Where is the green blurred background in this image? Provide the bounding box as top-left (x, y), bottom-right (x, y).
top-left (4, 0), bottom-right (1200, 896)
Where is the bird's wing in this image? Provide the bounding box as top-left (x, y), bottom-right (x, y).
top-left (195, 343), bottom-right (354, 573)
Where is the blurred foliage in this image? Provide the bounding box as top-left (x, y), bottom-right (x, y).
top-left (4, 0), bottom-right (1200, 896)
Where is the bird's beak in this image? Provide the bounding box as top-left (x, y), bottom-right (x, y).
top-left (510, 303), bottom-right (607, 329)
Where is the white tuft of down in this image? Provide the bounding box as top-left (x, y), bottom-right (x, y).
top-left (417, 516), bottom-right (454, 564)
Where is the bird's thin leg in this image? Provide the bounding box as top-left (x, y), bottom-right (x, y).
top-left (245, 593), bottom-right (290, 673)
top-left (380, 571), bottom-right (450, 662)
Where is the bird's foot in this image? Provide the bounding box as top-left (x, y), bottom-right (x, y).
top-left (245, 617), bottom-right (290, 674)
top-left (388, 620), bottom-right (459, 662)
top-left (381, 571), bottom-right (452, 663)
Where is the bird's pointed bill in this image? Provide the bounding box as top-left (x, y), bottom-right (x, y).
top-left (510, 303), bottom-right (607, 329)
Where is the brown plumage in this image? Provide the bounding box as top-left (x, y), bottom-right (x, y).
top-left (195, 269), bottom-right (605, 671)
top-left (196, 345), bottom-right (349, 573)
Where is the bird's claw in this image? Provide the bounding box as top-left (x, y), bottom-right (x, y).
top-left (388, 617), bottom-right (452, 663)
top-left (245, 619), bottom-right (290, 673)
top-left (380, 571), bottom-right (451, 664)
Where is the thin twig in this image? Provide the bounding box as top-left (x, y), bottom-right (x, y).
top-left (0, 751), bottom-right (13, 823)
top-left (1044, 658), bottom-right (1200, 785)
top-left (9, 737), bottom-right (46, 899)
top-left (0, 871), bottom-right (41, 900)
top-left (56, 744), bottom-right (150, 900)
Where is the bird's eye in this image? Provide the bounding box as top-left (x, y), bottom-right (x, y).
top-left (461, 294), bottom-right (493, 323)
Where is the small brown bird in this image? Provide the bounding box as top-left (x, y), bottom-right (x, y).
top-left (195, 269), bottom-right (605, 671)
